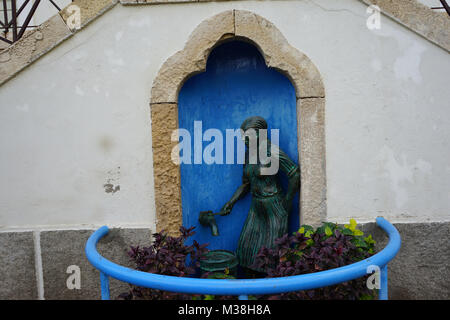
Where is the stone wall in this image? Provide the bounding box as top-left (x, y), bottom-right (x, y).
top-left (361, 221), bottom-right (450, 299)
top-left (0, 228), bottom-right (151, 299)
top-left (2, 221), bottom-right (449, 299)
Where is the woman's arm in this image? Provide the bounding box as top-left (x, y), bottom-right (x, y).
top-left (277, 148), bottom-right (300, 212)
top-left (219, 182), bottom-right (250, 216)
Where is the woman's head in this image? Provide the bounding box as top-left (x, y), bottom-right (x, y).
top-left (240, 116), bottom-right (268, 132)
top-left (240, 116), bottom-right (268, 147)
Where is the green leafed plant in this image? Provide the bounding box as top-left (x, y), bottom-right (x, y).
top-left (251, 219), bottom-right (378, 300)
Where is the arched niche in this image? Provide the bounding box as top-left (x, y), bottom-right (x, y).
top-left (150, 10), bottom-right (326, 235)
top-left (178, 40), bottom-right (299, 250)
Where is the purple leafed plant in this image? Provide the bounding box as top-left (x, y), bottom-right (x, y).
top-left (119, 220), bottom-right (377, 300)
top-left (250, 222), bottom-right (377, 300)
top-left (118, 226), bottom-right (209, 300)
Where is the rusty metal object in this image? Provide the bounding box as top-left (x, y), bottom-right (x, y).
top-left (432, 0), bottom-right (450, 16)
top-left (0, 0), bottom-right (63, 45)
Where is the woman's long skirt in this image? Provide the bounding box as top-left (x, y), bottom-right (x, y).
top-left (236, 193), bottom-right (288, 270)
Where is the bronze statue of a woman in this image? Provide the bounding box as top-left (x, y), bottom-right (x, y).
top-left (219, 116), bottom-right (300, 271)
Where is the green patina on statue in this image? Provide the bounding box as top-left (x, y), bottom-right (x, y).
top-left (217, 116), bottom-right (301, 271)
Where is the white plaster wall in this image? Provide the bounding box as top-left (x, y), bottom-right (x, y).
top-left (0, 0), bottom-right (448, 230)
top-left (0, 0), bottom-right (69, 27)
top-left (33, 0), bottom-right (72, 25)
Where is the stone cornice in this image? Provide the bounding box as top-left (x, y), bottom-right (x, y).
top-left (0, 0), bottom-right (118, 86)
top-left (359, 0), bottom-right (450, 52)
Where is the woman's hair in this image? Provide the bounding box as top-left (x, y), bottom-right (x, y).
top-left (240, 116), bottom-right (268, 131)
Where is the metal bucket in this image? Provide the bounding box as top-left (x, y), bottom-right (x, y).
top-left (199, 250), bottom-right (238, 276)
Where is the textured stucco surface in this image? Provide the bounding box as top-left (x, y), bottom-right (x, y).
top-left (150, 103), bottom-right (183, 235)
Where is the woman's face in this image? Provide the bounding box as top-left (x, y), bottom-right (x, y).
top-left (243, 135), bottom-right (250, 148)
top-left (241, 128), bottom-right (260, 148)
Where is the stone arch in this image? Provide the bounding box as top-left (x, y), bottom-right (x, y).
top-left (150, 10), bottom-right (326, 235)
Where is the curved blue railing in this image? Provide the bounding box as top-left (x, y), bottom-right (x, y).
top-left (85, 217), bottom-right (401, 300)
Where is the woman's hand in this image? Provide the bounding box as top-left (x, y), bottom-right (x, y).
top-left (218, 183), bottom-right (249, 216)
top-left (219, 201), bottom-right (233, 216)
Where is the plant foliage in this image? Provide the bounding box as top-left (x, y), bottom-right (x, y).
top-left (250, 219), bottom-right (378, 300)
top-left (119, 219), bottom-right (378, 300)
top-left (118, 226), bottom-right (209, 300)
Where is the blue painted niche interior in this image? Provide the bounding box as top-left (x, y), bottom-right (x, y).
top-left (178, 41), bottom-right (299, 252)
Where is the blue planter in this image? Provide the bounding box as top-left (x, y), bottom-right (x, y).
top-left (85, 217), bottom-right (401, 300)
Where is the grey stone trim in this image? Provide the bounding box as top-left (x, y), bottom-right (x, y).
top-left (0, 222), bottom-right (449, 299)
top-left (40, 227), bottom-right (151, 300)
top-left (0, 232), bottom-right (38, 299)
top-left (0, 228), bottom-right (151, 300)
top-left (360, 221), bottom-right (450, 300)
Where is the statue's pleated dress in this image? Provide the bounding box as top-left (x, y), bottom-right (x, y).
top-left (236, 148), bottom-right (299, 270)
